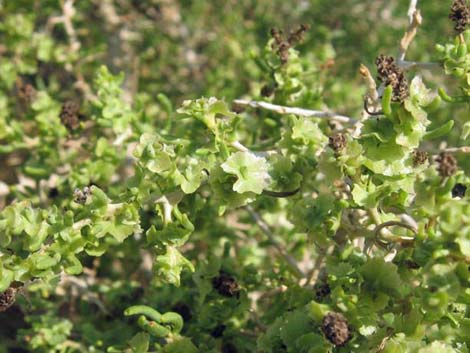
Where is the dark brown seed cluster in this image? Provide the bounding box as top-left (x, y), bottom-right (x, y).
top-left (0, 288), bottom-right (17, 312)
top-left (73, 186), bottom-right (91, 204)
top-left (171, 302), bottom-right (192, 322)
top-left (452, 183), bottom-right (467, 198)
top-left (210, 324), bottom-right (226, 338)
top-left (15, 79), bottom-right (36, 106)
top-left (321, 312), bottom-right (351, 347)
top-left (328, 133), bottom-right (347, 153)
top-left (212, 271), bottom-right (240, 298)
top-left (260, 84), bottom-right (275, 97)
top-left (60, 100), bottom-right (83, 131)
top-left (450, 0), bottom-right (470, 33)
top-left (436, 152), bottom-right (458, 177)
top-left (314, 282), bottom-right (331, 301)
top-left (375, 55), bottom-right (409, 102)
top-left (404, 259), bottom-right (420, 269)
top-left (412, 150), bottom-right (429, 167)
top-left (48, 187), bottom-right (59, 199)
top-left (270, 24), bottom-right (310, 65)
top-left (222, 342), bottom-right (238, 353)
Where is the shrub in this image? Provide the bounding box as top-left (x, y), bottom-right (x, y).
top-left (0, 1), bottom-right (469, 352)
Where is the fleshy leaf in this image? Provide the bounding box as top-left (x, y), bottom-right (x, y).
top-left (155, 246), bottom-right (195, 286)
top-left (221, 151), bottom-right (270, 194)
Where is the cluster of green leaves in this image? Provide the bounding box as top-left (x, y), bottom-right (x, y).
top-left (0, 1), bottom-right (469, 353)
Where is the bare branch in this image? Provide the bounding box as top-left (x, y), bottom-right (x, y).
top-left (233, 99), bottom-right (356, 123)
top-left (428, 146), bottom-right (470, 154)
top-left (407, 0), bottom-right (419, 24)
top-left (359, 64), bottom-right (379, 102)
top-left (246, 205), bottom-right (306, 278)
top-left (398, 60), bottom-right (441, 71)
top-left (441, 146), bottom-right (470, 153)
top-left (396, 3), bottom-right (441, 71)
top-left (398, 9), bottom-right (422, 62)
top-left (375, 221), bottom-right (417, 237)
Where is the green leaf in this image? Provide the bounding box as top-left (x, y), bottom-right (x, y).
top-left (291, 116), bottom-right (327, 146)
top-left (280, 310), bottom-right (313, 348)
top-left (424, 120), bottom-right (454, 140)
top-left (221, 151), bottom-right (270, 194)
top-left (177, 97), bottom-right (234, 133)
top-left (0, 266), bottom-right (14, 292)
top-left (129, 333), bottom-right (149, 353)
top-left (462, 121), bottom-right (470, 140)
top-left (360, 258), bottom-right (404, 297)
top-left (418, 341), bottom-right (457, 353)
top-left (154, 246), bottom-right (195, 286)
top-left (162, 337), bottom-right (198, 353)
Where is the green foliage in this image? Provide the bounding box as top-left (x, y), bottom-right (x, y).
top-left (0, 1), bottom-right (469, 353)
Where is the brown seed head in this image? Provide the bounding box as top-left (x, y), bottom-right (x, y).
top-left (0, 287), bottom-right (17, 312)
top-left (222, 342), bottom-right (238, 353)
top-left (436, 152), bottom-right (458, 177)
top-left (270, 24), bottom-right (309, 65)
top-left (375, 54), bottom-right (409, 102)
top-left (73, 186), bottom-right (91, 204)
top-left (322, 312), bottom-right (351, 346)
top-left (212, 271), bottom-right (240, 298)
top-left (60, 100), bottom-right (82, 131)
top-left (171, 302), bottom-right (192, 322)
top-left (314, 282), bottom-right (331, 301)
top-left (329, 133), bottom-right (347, 153)
top-left (412, 150), bottom-right (428, 167)
top-left (450, 0), bottom-right (470, 33)
top-left (260, 84), bottom-right (275, 97)
top-left (16, 79), bottom-right (36, 106)
top-left (452, 183), bottom-right (467, 198)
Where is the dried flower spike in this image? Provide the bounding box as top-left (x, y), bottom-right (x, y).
top-left (287, 23), bottom-right (310, 46)
top-left (450, 0), bottom-right (470, 34)
top-left (212, 271), bottom-right (240, 298)
top-left (322, 312), bottom-right (351, 346)
top-left (436, 152), bottom-right (458, 177)
top-left (375, 54), bottom-right (409, 102)
top-left (270, 24), bottom-right (309, 65)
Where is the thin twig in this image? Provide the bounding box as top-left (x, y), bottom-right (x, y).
top-left (304, 246), bottom-right (333, 286)
top-left (262, 188), bottom-right (300, 198)
top-left (45, 0), bottom-right (98, 102)
top-left (355, 64), bottom-right (380, 137)
top-left (407, 0), bottom-right (419, 23)
top-left (398, 8), bottom-right (422, 62)
top-left (246, 205), bottom-right (306, 278)
top-left (439, 146), bottom-right (470, 154)
top-left (359, 64), bottom-right (379, 101)
top-left (363, 99), bottom-right (383, 116)
top-left (374, 221), bottom-right (417, 240)
top-left (230, 141), bottom-right (276, 158)
top-left (233, 99), bottom-right (356, 123)
top-left (396, 3), bottom-right (441, 71)
top-left (398, 60), bottom-right (441, 71)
